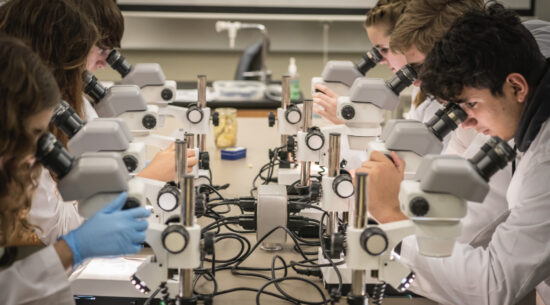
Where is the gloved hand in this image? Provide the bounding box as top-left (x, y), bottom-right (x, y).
top-left (61, 192), bottom-right (151, 266)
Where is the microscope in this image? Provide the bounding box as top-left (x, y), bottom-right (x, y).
top-left (311, 47), bottom-right (382, 96)
top-left (335, 65), bottom-right (417, 152)
top-left (106, 49), bottom-right (177, 104)
top-left (266, 75), bottom-right (306, 185)
top-left (317, 133), bottom-right (355, 288)
top-left (51, 100), bottom-right (146, 174)
top-left (83, 71), bottom-right (175, 151)
top-left (131, 141), bottom-right (205, 304)
top-left (35, 132), bottom-right (145, 218)
top-left (367, 103), bottom-right (468, 178)
top-left (169, 75), bottom-right (216, 182)
top-left (344, 136), bottom-right (515, 304)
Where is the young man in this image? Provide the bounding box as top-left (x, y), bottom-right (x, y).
top-left (368, 4), bottom-right (550, 304)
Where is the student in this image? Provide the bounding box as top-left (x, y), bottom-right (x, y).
top-left (369, 3), bottom-right (550, 304)
top-left (312, 0), bottom-right (443, 125)
top-left (0, 0), bottom-right (195, 244)
top-left (363, 0), bottom-right (550, 238)
top-left (69, 0), bottom-right (198, 182)
top-left (0, 34), bottom-right (150, 305)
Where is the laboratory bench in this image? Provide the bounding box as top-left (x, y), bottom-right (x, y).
top-left (70, 117), bottom-right (436, 305)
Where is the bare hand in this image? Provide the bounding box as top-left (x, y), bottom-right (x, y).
top-left (137, 143), bottom-right (198, 182)
top-left (357, 151), bottom-right (407, 223)
top-left (312, 84), bottom-right (344, 125)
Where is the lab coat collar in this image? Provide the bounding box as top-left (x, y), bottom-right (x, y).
top-left (515, 58), bottom-right (550, 152)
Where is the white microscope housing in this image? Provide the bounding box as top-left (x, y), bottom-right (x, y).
top-left (367, 103), bottom-right (468, 179)
top-left (36, 133), bottom-right (145, 218)
top-left (311, 47), bottom-right (382, 96)
top-left (106, 49), bottom-right (177, 105)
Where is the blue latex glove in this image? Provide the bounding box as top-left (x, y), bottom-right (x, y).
top-left (61, 192), bottom-right (151, 266)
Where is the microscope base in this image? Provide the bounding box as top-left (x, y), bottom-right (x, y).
top-left (318, 248), bottom-right (352, 294)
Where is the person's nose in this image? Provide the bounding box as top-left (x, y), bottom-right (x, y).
top-left (461, 116), bottom-right (477, 129)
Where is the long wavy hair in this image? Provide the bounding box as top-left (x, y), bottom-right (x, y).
top-left (0, 35), bottom-right (61, 246)
top-left (69, 0), bottom-right (125, 49)
top-left (0, 0), bottom-right (98, 146)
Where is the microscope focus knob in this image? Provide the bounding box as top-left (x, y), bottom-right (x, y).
top-left (157, 182), bottom-right (179, 212)
top-left (340, 105), bottom-right (355, 120)
top-left (162, 225), bottom-right (189, 254)
top-left (199, 151), bottom-right (210, 170)
top-left (409, 197), bottom-right (430, 217)
top-left (142, 114), bottom-right (157, 130)
top-left (360, 227), bottom-right (388, 256)
top-left (212, 111), bottom-right (220, 126)
top-left (122, 155), bottom-right (139, 173)
top-left (187, 106), bottom-right (204, 124)
top-left (285, 106), bottom-right (302, 125)
top-left (306, 128), bottom-right (325, 151)
top-left (161, 88), bottom-right (173, 101)
top-left (333, 175), bottom-right (354, 198)
top-left (268, 111), bottom-right (276, 127)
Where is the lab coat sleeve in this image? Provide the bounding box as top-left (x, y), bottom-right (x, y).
top-left (28, 170), bottom-right (84, 245)
top-left (0, 245), bottom-right (75, 305)
top-left (400, 156), bottom-right (550, 305)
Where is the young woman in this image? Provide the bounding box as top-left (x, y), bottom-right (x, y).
top-left (0, 0), bottom-right (195, 244)
top-left (0, 34), bottom-right (150, 305)
top-left (312, 0), bottom-right (442, 124)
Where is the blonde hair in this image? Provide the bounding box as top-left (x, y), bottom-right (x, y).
top-left (365, 0), bottom-right (409, 35)
top-left (390, 0), bottom-right (484, 54)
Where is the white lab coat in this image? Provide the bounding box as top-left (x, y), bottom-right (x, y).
top-left (400, 112), bottom-right (550, 305)
top-left (28, 97), bottom-right (97, 245)
top-left (447, 131), bottom-right (512, 244)
top-left (28, 170), bottom-right (84, 245)
top-left (0, 246), bottom-right (74, 305)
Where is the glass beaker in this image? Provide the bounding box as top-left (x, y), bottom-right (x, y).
top-left (214, 107), bottom-right (238, 148)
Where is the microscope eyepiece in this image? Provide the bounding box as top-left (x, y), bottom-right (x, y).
top-left (469, 136), bottom-right (516, 181)
top-left (106, 49), bottom-right (131, 78)
top-left (356, 47), bottom-right (383, 75)
top-left (386, 64), bottom-right (417, 95)
top-left (425, 103), bottom-right (468, 141)
top-left (51, 100), bottom-right (84, 139)
top-left (83, 71), bottom-right (107, 104)
top-left (35, 133), bottom-right (74, 179)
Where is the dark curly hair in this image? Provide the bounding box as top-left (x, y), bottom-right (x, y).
top-left (420, 2), bottom-right (546, 103)
top-left (0, 35), bottom-right (60, 246)
top-left (68, 0), bottom-right (124, 49)
top-left (0, 0), bottom-right (98, 147)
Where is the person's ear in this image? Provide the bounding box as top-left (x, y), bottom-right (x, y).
top-left (506, 73), bottom-right (529, 103)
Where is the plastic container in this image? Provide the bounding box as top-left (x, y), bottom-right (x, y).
top-left (288, 57), bottom-right (301, 101)
top-left (214, 107), bottom-right (238, 148)
top-left (213, 80), bottom-right (266, 101)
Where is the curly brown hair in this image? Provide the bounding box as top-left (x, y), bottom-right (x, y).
top-left (365, 0), bottom-right (409, 35)
top-left (68, 0), bottom-right (124, 49)
top-left (0, 35), bottom-right (61, 246)
top-left (0, 0), bottom-right (98, 146)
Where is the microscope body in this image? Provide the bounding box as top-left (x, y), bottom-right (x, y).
top-left (107, 49), bottom-right (177, 104)
top-left (67, 118), bottom-right (147, 173)
top-left (367, 120), bottom-right (444, 179)
top-left (399, 154), bottom-right (490, 257)
top-left (311, 48), bottom-right (382, 97)
top-left (336, 77), bottom-right (400, 151)
top-left (93, 84), bottom-right (161, 132)
top-left (56, 152), bottom-right (145, 218)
